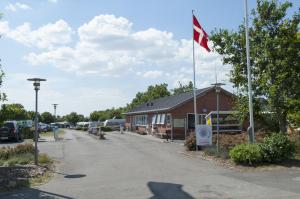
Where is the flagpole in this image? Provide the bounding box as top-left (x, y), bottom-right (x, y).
top-left (192, 10), bottom-right (198, 151)
top-left (244, 0), bottom-right (255, 143)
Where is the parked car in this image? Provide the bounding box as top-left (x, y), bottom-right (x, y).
top-left (0, 121), bottom-right (21, 142)
top-left (39, 123), bottom-right (51, 132)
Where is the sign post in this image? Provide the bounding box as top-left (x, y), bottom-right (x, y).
top-left (195, 125), bottom-right (212, 146)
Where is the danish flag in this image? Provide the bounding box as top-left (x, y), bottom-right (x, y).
top-left (193, 15), bottom-right (210, 52)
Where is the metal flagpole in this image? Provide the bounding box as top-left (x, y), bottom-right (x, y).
top-left (192, 10), bottom-right (198, 151)
top-left (244, 0), bottom-right (255, 143)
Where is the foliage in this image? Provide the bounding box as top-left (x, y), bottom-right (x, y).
top-left (184, 133), bottom-right (197, 151)
top-left (38, 153), bottom-right (53, 164)
top-left (259, 133), bottom-right (296, 163)
top-left (100, 126), bottom-right (113, 132)
top-left (0, 61), bottom-right (6, 104)
top-left (0, 103), bottom-right (28, 122)
top-left (210, 0), bottom-right (300, 132)
top-left (20, 127), bottom-right (34, 139)
top-left (171, 81), bottom-right (194, 95)
top-left (128, 83), bottom-right (170, 109)
top-left (229, 144), bottom-right (262, 165)
top-left (40, 112), bottom-right (54, 124)
top-left (65, 112), bottom-right (85, 125)
top-left (89, 107), bottom-right (126, 121)
top-left (0, 143), bottom-right (34, 160)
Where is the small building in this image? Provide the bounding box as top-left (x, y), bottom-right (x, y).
top-left (124, 86), bottom-right (238, 140)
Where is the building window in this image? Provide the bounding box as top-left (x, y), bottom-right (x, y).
top-left (160, 114), bottom-right (166, 124)
top-left (156, 114), bottom-right (161, 124)
top-left (165, 114), bottom-right (171, 125)
top-left (187, 113), bottom-right (207, 129)
top-left (134, 115), bottom-right (148, 125)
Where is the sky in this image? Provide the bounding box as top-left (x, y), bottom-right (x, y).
top-left (0, 0), bottom-right (299, 116)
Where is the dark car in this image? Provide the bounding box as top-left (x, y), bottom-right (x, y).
top-left (0, 121), bottom-right (21, 142)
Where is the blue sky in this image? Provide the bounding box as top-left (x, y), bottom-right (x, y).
top-left (0, 0), bottom-right (299, 116)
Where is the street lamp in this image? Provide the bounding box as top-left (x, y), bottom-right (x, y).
top-left (27, 78), bottom-right (46, 165)
top-left (52, 104), bottom-right (58, 121)
top-left (52, 104), bottom-right (58, 140)
top-left (211, 82), bottom-right (225, 154)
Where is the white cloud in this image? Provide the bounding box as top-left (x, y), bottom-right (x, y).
top-left (142, 70), bottom-right (163, 78)
top-left (5, 2), bottom-right (31, 12)
top-left (1, 20), bottom-right (73, 49)
top-left (48, 0), bottom-right (58, 3)
top-left (4, 14), bottom-right (230, 88)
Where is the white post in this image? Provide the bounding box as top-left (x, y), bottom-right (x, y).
top-left (244, 0), bottom-right (255, 143)
top-left (192, 10), bottom-right (198, 151)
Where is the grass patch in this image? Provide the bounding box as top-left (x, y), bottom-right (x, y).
top-left (40, 129), bottom-right (65, 138)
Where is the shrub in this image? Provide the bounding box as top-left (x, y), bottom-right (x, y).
top-left (100, 126), bottom-right (113, 132)
top-left (0, 147), bottom-right (10, 160)
top-left (14, 143), bottom-right (35, 155)
top-left (20, 127), bottom-right (34, 139)
top-left (259, 133), bottom-right (296, 163)
top-left (39, 153), bottom-right (53, 164)
top-left (184, 133), bottom-right (197, 151)
top-left (0, 144), bottom-right (34, 161)
top-left (229, 144), bottom-right (262, 165)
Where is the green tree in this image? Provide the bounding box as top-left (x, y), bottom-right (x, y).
top-left (0, 104), bottom-right (28, 121)
top-left (40, 112), bottom-right (55, 124)
top-left (210, 0), bottom-right (300, 132)
top-left (65, 112), bottom-right (84, 125)
top-left (129, 83), bottom-right (170, 109)
top-left (172, 81), bottom-right (194, 95)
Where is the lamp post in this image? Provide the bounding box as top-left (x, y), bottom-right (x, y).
top-left (211, 83), bottom-right (225, 154)
top-left (52, 104), bottom-right (58, 140)
top-left (27, 78), bottom-right (46, 165)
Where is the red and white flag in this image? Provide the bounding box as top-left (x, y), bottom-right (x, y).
top-left (193, 15), bottom-right (210, 52)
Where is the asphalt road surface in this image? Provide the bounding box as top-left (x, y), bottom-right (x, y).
top-left (0, 129), bottom-right (299, 199)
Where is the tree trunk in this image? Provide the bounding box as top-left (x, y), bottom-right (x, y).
top-left (276, 110), bottom-right (287, 133)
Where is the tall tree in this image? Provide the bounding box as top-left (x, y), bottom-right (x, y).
top-left (210, 0), bottom-right (300, 132)
top-left (129, 83), bottom-right (170, 109)
top-left (172, 81), bottom-right (194, 95)
top-left (40, 112), bottom-right (55, 124)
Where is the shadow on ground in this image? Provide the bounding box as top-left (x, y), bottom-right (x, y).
top-left (147, 181), bottom-right (194, 199)
top-left (0, 188), bottom-right (73, 199)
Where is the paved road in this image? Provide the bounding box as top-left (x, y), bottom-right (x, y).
top-left (0, 129), bottom-right (299, 199)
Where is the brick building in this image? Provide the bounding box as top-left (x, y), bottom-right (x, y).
top-left (124, 86), bottom-right (236, 139)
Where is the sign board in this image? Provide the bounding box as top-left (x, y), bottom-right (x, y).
top-left (173, 119), bottom-right (185, 128)
top-left (195, 125), bottom-right (212, 146)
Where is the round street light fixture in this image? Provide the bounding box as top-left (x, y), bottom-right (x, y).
top-left (27, 77), bottom-right (46, 166)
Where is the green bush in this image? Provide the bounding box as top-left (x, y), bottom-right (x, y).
top-left (229, 144), bottom-right (262, 165)
top-left (0, 148), bottom-right (10, 160)
top-left (100, 126), bottom-right (113, 132)
top-left (259, 133), bottom-right (296, 163)
top-left (20, 127), bottom-right (34, 139)
top-left (39, 153), bottom-right (53, 164)
top-left (184, 133), bottom-right (197, 151)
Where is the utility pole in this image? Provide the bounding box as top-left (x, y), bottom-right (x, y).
top-left (244, 0), bottom-right (255, 143)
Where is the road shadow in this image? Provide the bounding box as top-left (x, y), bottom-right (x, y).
top-left (147, 181), bottom-right (194, 199)
top-left (0, 188), bottom-right (73, 199)
top-left (53, 171), bottom-right (87, 179)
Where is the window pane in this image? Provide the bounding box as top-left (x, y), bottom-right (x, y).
top-left (156, 114), bottom-right (161, 124)
top-left (161, 114), bottom-right (166, 124)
